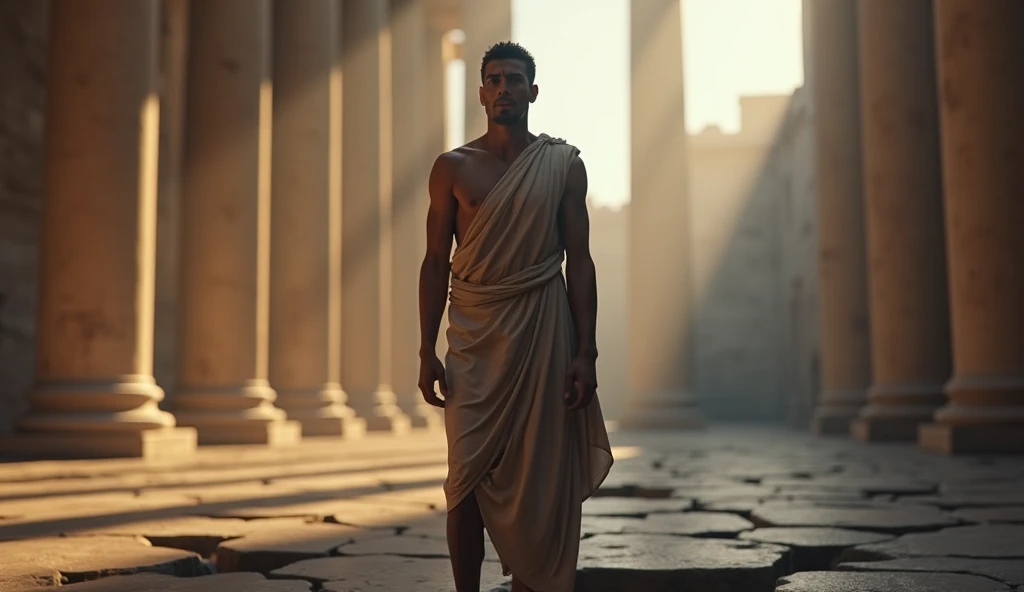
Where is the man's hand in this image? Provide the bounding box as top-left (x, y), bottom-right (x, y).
top-left (418, 354), bottom-right (448, 408)
top-left (564, 355), bottom-right (597, 411)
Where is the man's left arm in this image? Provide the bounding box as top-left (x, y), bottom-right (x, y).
top-left (560, 155), bottom-right (598, 410)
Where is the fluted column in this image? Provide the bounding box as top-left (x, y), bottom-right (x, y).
top-left (2, 0), bottom-right (196, 459)
top-left (340, 0), bottom-right (411, 433)
top-left (460, 0), bottom-right (512, 142)
top-left (807, 0), bottom-right (872, 435)
top-left (919, 0), bottom-right (1024, 454)
top-left (619, 0), bottom-right (704, 429)
top-left (269, 0), bottom-right (365, 438)
top-left (173, 0), bottom-right (301, 446)
top-left (391, 0), bottom-right (443, 430)
top-left (851, 0), bottom-right (951, 442)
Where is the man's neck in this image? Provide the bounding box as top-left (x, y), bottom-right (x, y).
top-left (483, 119), bottom-right (535, 163)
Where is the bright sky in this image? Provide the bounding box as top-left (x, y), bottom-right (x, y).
top-left (448, 0), bottom-right (805, 207)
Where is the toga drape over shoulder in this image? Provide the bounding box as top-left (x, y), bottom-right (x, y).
top-left (443, 134), bottom-right (614, 592)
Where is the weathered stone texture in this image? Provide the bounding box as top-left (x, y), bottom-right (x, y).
top-left (0, 1), bottom-right (48, 434)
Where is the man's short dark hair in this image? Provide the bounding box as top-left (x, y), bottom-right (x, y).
top-left (481, 41), bottom-right (536, 84)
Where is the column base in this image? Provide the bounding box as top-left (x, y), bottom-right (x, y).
top-left (919, 423), bottom-right (1024, 455)
top-left (365, 413), bottom-right (413, 434)
top-left (411, 410), bottom-right (444, 430)
top-left (191, 420), bottom-right (302, 446)
top-left (851, 417), bottom-right (923, 442)
top-left (811, 412), bottom-right (856, 435)
top-left (617, 407), bottom-right (705, 430)
top-left (0, 427), bottom-right (197, 461)
top-left (811, 388), bottom-right (866, 436)
top-left (299, 416), bottom-right (367, 438)
top-left (408, 402), bottom-right (444, 430)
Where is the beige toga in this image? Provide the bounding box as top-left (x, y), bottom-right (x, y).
top-left (443, 134), bottom-right (614, 591)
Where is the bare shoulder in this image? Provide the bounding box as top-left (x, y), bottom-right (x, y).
top-left (429, 149), bottom-right (469, 189)
top-left (565, 153), bottom-right (588, 198)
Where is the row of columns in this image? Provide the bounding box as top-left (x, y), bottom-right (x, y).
top-left (3, 0), bottom-right (456, 459)
top-left (809, 0), bottom-right (1024, 453)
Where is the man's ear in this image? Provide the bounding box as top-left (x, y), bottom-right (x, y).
top-left (530, 84), bottom-right (539, 103)
top-left (479, 85), bottom-right (486, 106)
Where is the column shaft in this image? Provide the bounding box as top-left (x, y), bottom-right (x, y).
top-left (391, 0), bottom-right (443, 429)
top-left (269, 0), bottom-right (365, 438)
top-left (851, 0), bottom-right (952, 442)
top-left (919, 0), bottom-right (1024, 454)
top-left (3, 0), bottom-right (196, 459)
top-left (341, 0), bottom-right (411, 433)
top-left (619, 0), bottom-right (704, 429)
top-left (807, 0), bottom-right (872, 435)
top-left (459, 0), bottom-right (512, 142)
top-left (154, 0), bottom-right (190, 395)
top-left (174, 0), bottom-right (300, 446)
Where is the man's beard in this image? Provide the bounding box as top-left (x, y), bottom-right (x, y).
top-left (492, 110), bottom-right (522, 125)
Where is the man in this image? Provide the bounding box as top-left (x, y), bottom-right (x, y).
top-left (417, 42), bottom-right (613, 592)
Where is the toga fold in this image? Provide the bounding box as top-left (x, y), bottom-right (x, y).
top-left (443, 134), bottom-right (614, 592)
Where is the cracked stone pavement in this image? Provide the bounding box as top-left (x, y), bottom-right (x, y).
top-left (1, 426), bottom-right (1022, 591)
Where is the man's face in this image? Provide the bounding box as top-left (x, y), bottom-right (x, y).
top-left (480, 59), bottom-right (537, 125)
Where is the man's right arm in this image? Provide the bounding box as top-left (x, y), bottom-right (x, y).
top-left (418, 153), bottom-right (457, 360)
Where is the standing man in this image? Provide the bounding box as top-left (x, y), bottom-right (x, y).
top-left (418, 42), bottom-right (613, 592)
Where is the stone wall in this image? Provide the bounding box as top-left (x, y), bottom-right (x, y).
top-left (686, 89), bottom-right (822, 425)
top-left (589, 202), bottom-right (629, 422)
top-left (688, 95), bottom-right (791, 421)
top-left (770, 87), bottom-right (822, 427)
top-left (0, 2), bottom-right (49, 433)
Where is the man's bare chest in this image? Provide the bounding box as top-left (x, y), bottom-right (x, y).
top-left (453, 157), bottom-right (511, 210)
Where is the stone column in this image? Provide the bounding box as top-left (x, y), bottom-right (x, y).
top-left (2, 0), bottom-right (196, 459)
top-left (173, 0), bottom-right (301, 446)
top-left (460, 0), bottom-right (512, 142)
top-left (390, 0), bottom-right (443, 430)
top-left (919, 0), bottom-right (1024, 454)
top-left (269, 0), bottom-right (365, 438)
top-left (807, 0), bottom-right (872, 435)
top-left (619, 0), bottom-right (704, 429)
top-left (850, 0), bottom-right (952, 442)
top-left (153, 0), bottom-right (190, 395)
top-left (340, 0), bottom-right (411, 433)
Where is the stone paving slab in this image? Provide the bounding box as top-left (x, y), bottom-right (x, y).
top-left (576, 534), bottom-right (790, 591)
top-left (750, 501), bottom-right (959, 534)
top-left (763, 477), bottom-right (937, 496)
top-left (206, 495), bottom-right (442, 528)
top-left (333, 532), bottom-right (504, 564)
top-left (954, 506), bottom-right (1024, 524)
top-left (739, 527), bottom-right (894, 571)
top-left (0, 535), bottom-right (207, 590)
top-left (271, 555), bottom-right (509, 591)
top-left (26, 573), bottom-right (312, 592)
top-left (837, 557), bottom-right (1024, 587)
top-left (215, 522), bottom-right (390, 574)
top-left (840, 525), bottom-right (1024, 562)
top-left (619, 511), bottom-right (755, 537)
top-left (774, 570), bottom-right (1011, 591)
top-left (580, 516), bottom-right (646, 536)
top-left (73, 516), bottom-right (313, 556)
top-left (899, 490), bottom-right (1024, 509)
top-left (581, 496), bottom-right (693, 517)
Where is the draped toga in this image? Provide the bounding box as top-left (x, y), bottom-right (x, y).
top-left (443, 134), bottom-right (614, 592)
